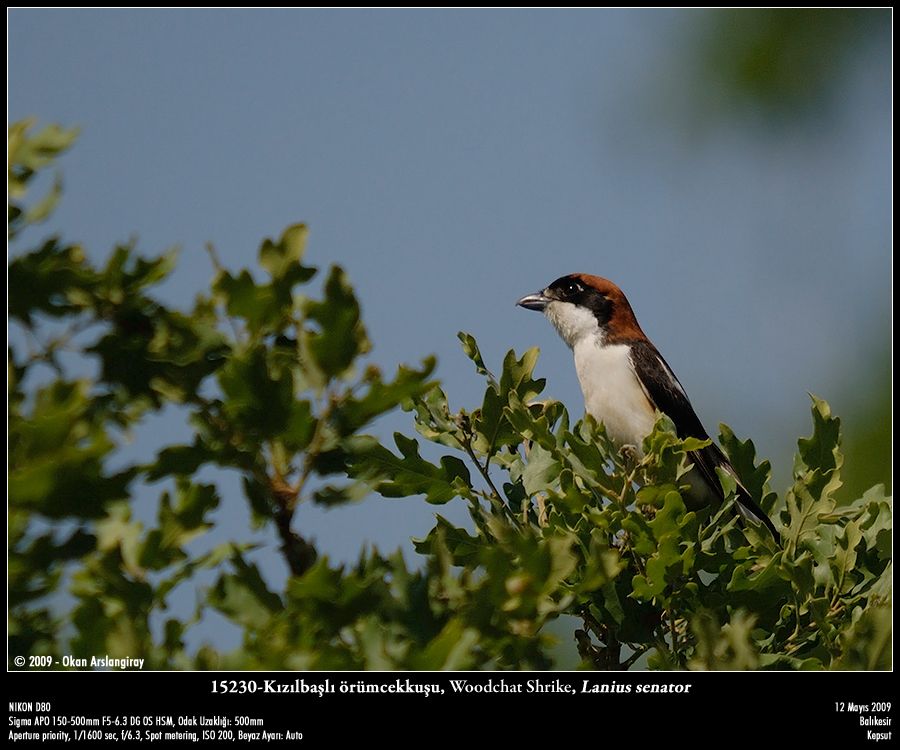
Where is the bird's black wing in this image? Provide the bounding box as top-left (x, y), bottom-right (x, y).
top-left (627, 340), bottom-right (780, 543)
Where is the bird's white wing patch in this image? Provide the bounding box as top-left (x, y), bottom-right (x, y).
top-left (656, 355), bottom-right (687, 398)
top-left (629, 354), bottom-right (655, 408)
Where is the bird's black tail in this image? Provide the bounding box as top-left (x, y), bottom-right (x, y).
top-left (734, 485), bottom-right (781, 545)
top-left (694, 442), bottom-right (781, 545)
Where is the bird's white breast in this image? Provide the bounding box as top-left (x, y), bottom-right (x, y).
top-left (572, 337), bottom-right (657, 453)
top-left (543, 300), bottom-right (657, 452)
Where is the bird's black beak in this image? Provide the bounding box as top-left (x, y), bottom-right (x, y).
top-left (516, 291), bottom-right (551, 312)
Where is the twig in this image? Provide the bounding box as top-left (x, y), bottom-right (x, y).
top-left (621, 645), bottom-right (649, 670)
top-left (580, 607), bottom-right (605, 639)
top-left (205, 241), bottom-right (244, 345)
top-left (667, 604), bottom-right (681, 666)
top-left (457, 432), bottom-right (514, 522)
top-left (272, 499), bottom-right (317, 577)
top-left (575, 629), bottom-right (603, 669)
top-left (467, 442), bottom-right (505, 504)
top-left (200, 393), bottom-right (317, 577)
top-left (293, 391), bottom-right (335, 504)
top-left (578, 607), bottom-right (624, 669)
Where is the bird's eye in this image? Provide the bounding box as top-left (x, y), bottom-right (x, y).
top-left (566, 281), bottom-right (583, 295)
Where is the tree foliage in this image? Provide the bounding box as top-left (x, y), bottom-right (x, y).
top-left (692, 9), bottom-right (890, 122)
top-left (8, 121), bottom-right (892, 670)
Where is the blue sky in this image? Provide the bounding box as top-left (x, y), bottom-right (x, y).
top-left (9, 9), bottom-right (891, 652)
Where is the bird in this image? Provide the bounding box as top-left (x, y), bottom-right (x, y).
top-left (517, 272), bottom-right (780, 543)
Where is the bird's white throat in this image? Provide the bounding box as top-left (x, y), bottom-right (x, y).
top-left (543, 300), bottom-right (602, 348)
